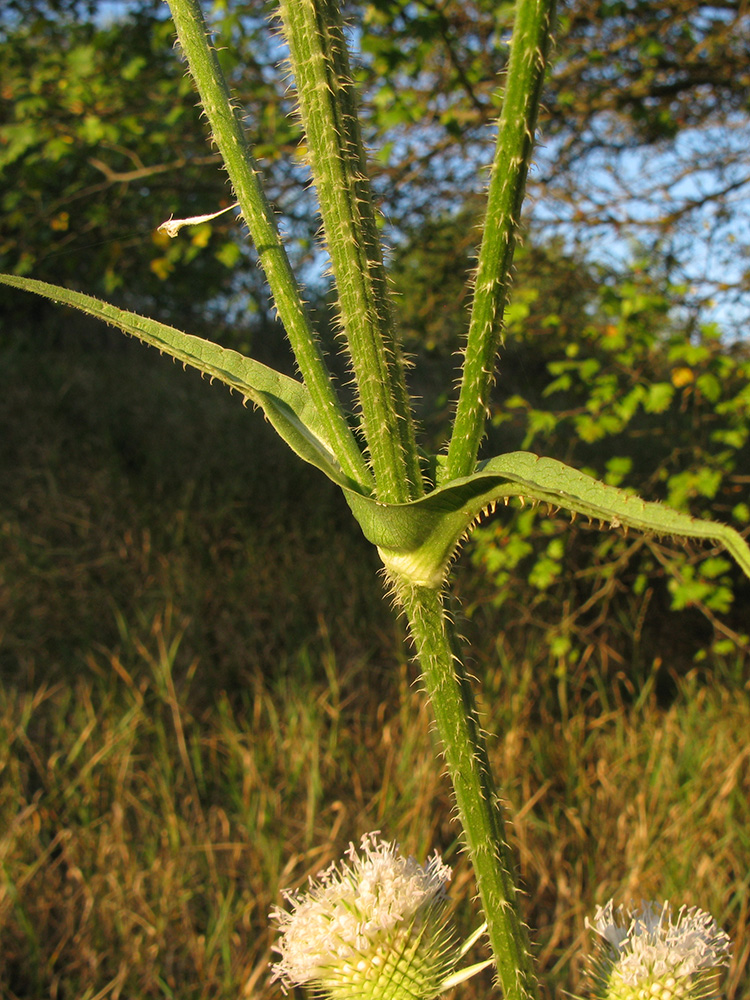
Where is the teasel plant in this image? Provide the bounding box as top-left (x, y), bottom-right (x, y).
top-left (1, 0), bottom-right (747, 996)
top-left (586, 899), bottom-right (732, 1000)
top-left (269, 831), bottom-right (493, 1000)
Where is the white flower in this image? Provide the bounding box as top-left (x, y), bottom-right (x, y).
top-left (587, 899), bottom-right (732, 1000)
top-left (270, 832), bottom-right (491, 1000)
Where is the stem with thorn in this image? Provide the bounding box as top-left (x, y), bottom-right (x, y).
top-left (447, 0), bottom-right (556, 481)
top-left (167, 0), bottom-right (374, 492)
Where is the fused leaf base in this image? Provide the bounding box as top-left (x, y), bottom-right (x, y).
top-left (2, 272), bottom-right (749, 594)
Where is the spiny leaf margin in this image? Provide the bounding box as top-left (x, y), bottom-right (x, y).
top-left (4, 273), bottom-right (747, 592)
top-left (0, 274), bottom-right (363, 494)
top-left (347, 452), bottom-right (750, 589)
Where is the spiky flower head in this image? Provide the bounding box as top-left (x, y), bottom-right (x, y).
top-left (270, 832), bottom-right (487, 1000)
top-left (587, 899), bottom-right (731, 1000)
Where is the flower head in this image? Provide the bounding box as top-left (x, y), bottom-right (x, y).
top-left (587, 899), bottom-right (731, 1000)
top-left (270, 832), bottom-right (487, 1000)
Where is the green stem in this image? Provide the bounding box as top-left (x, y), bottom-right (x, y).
top-left (401, 584), bottom-right (539, 1000)
top-left (166, 0), bottom-right (373, 493)
top-left (446, 0), bottom-right (556, 481)
top-left (277, 0), bottom-right (423, 502)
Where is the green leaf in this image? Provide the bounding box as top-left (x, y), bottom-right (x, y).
top-left (604, 456), bottom-right (633, 486)
top-left (346, 451), bottom-right (750, 589)
top-left (644, 381), bottom-right (675, 413)
top-left (696, 372), bottom-right (722, 403)
top-left (163, 0), bottom-right (374, 491)
top-left (4, 273), bottom-right (749, 594)
top-left (0, 274), bottom-right (363, 495)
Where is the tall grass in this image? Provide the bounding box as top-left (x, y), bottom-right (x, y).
top-left (1, 343), bottom-right (747, 999)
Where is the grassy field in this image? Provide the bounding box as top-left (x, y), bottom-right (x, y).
top-left (1, 336), bottom-right (748, 1000)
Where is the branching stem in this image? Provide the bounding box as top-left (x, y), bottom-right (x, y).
top-left (166, 0), bottom-right (373, 492)
top-left (277, 0), bottom-right (423, 502)
top-left (447, 0), bottom-right (556, 480)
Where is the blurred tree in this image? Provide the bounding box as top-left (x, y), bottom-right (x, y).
top-left (357, 0), bottom-right (750, 328)
top-left (0, 0), bottom-right (306, 342)
top-left (481, 238), bottom-right (750, 674)
top-left (3, 0), bottom-right (748, 334)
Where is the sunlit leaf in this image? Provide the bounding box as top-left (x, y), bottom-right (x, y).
top-left (0, 274), bottom-right (359, 494)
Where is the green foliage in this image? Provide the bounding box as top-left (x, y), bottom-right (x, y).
top-left (464, 241), bottom-right (750, 666)
top-left (0, 10), bottom-right (211, 315)
top-left (357, 0), bottom-right (750, 323)
top-left (5, 0), bottom-right (748, 335)
top-left (391, 229), bottom-right (749, 637)
top-left (6, 272), bottom-right (748, 601)
top-left (0, 1), bottom-right (304, 332)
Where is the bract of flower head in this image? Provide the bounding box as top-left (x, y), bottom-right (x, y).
top-left (587, 899), bottom-right (732, 1000)
top-left (270, 832), bottom-right (463, 1000)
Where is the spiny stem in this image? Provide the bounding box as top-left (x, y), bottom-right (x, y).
top-left (277, 0), bottom-right (423, 502)
top-left (447, 0), bottom-right (556, 481)
top-left (400, 583), bottom-right (540, 1000)
top-left (166, 0), bottom-right (373, 493)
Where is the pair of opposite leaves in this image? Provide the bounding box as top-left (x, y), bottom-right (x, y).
top-left (3, 273), bottom-right (748, 592)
